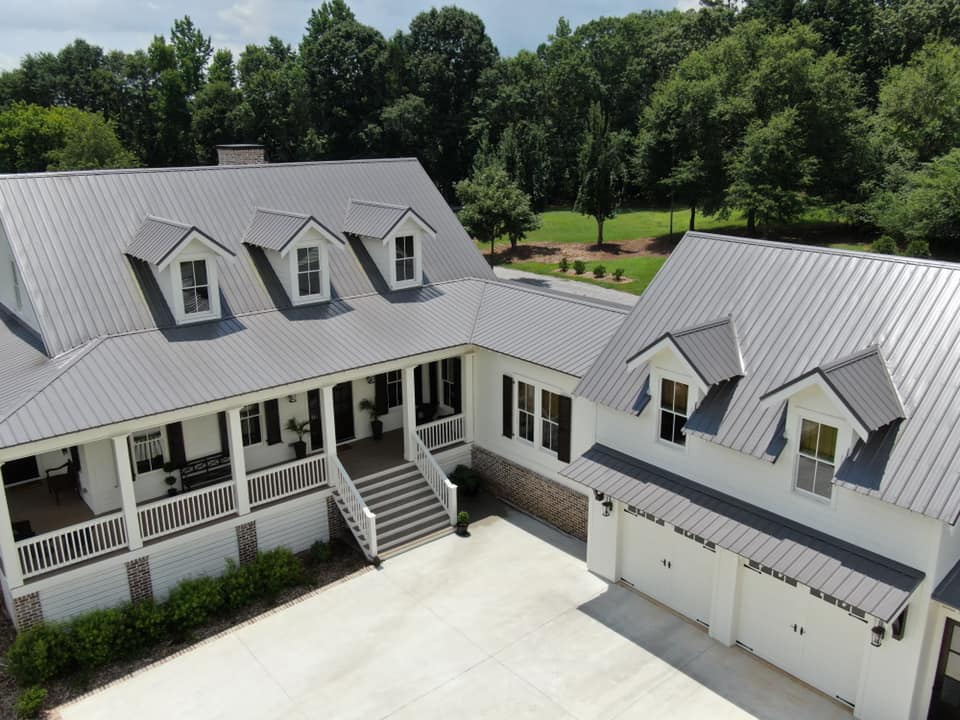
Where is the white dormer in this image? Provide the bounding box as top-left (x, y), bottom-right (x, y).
top-left (343, 199), bottom-right (436, 291)
top-left (126, 216), bottom-right (235, 325)
top-left (242, 208), bottom-right (345, 305)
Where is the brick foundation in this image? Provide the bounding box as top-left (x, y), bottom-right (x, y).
top-left (326, 495), bottom-right (348, 541)
top-left (13, 592), bottom-right (43, 630)
top-left (236, 521), bottom-right (258, 565)
top-left (125, 556), bottom-right (154, 603)
top-left (472, 446), bottom-right (588, 540)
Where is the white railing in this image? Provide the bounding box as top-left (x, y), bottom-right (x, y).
top-left (248, 453), bottom-right (327, 508)
top-left (138, 480), bottom-right (237, 541)
top-left (413, 435), bottom-right (458, 525)
top-left (416, 414), bottom-right (465, 451)
top-left (328, 456), bottom-right (378, 559)
top-left (17, 512), bottom-right (127, 578)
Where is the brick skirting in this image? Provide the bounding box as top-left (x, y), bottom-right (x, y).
top-left (13, 592), bottom-right (42, 630)
top-left (236, 521), bottom-right (258, 565)
top-left (472, 446), bottom-right (588, 541)
top-left (125, 556), bottom-right (154, 603)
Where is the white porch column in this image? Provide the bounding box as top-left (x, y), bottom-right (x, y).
top-left (320, 385), bottom-right (338, 462)
top-left (112, 436), bottom-right (143, 551)
top-left (226, 408), bottom-right (251, 516)
top-left (463, 353), bottom-right (475, 443)
top-left (0, 462), bottom-right (24, 588)
top-left (402, 366), bottom-right (417, 461)
top-left (586, 495), bottom-right (621, 582)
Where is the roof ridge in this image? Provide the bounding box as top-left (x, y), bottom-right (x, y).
top-left (347, 198), bottom-right (410, 210)
top-left (820, 345), bottom-right (883, 371)
top-left (671, 315), bottom-right (733, 336)
top-left (480, 278), bottom-right (632, 315)
top-left (143, 215), bottom-right (193, 230)
top-left (252, 207), bottom-right (311, 219)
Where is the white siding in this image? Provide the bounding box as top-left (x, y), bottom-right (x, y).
top-left (256, 492), bottom-right (331, 554)
top-left (149, 525), bottom-right (238, 600)
top-left (38, 563), bottom-right (130, 621)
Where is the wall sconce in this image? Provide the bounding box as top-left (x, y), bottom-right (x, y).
top-left (287, 395), bottom-right (297, 404)
top-left (871, 623), bottom-right (885, 647)
top-left (593, 489), bottom-right (605, 502)
top-left (366, 376), bottom-right (375, 384)
top-left (601, 499), bottom-right (613, 517)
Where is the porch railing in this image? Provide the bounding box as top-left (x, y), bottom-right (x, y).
top-left (328, 456), bottom-right (377, 559)
top-left (17, 512), bottom-right (127, 579)
top-left (413, 435), bottom-right (458, 525)
top-left (138, 480), bottom-right (237, 542)
top-left (416, 413), bottom-right (465, 451)
top-left (248, 453), bottom-right (327, 508)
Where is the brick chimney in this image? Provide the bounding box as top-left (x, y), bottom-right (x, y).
top-left (216, 144), bottom-right (267, 166)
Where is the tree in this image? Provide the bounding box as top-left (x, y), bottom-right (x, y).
top-left (170, 16), bottom-right (213, 97)
top-left (192, 51), bottom-right (241, 162)
top-left (456, 162), bottom-right (540, 258)
top-left (575, 103), bottom-right (628, 247)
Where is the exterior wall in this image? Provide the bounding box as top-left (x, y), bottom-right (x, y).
top-left (359, 216), bottom-right (425, 291)
top-left (150, 523), bottom-right (239, 600)
top-left (39, 562), bottom-right (129, 622)
top-left (256, 491), bottom-right (330, 554)
top-left (79, 439), bottom-right (122, 514)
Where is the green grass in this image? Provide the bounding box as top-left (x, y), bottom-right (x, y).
top-left (510, 256), bottom-right (668, 296)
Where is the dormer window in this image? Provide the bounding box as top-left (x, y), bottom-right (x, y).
top-left (796, 419), bottom-right (837, 500)
top-left (395, 235), bottom-right (415, 284)
top-left (297, 246), bottom-right (323, 298)
top-left (659, 378), bottom-right (689, 446)
top-left (180, 259), bottom-right (210, 315)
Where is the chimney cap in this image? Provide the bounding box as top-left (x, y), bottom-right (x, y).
top-left (215, 143), bottom-right (265, 149)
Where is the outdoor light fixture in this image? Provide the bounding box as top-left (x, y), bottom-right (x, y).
top-left (287, 395), bottom-right (297, 404)
top-left (366, 376), bottom-right (375, 384)
top-left (593, 489), bottom-right (605, 502)
top-left (871, 623), bottom-right (885, 647)
top-left (602, 499), bottom-right (613, 517)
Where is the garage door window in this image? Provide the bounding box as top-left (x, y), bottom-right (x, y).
top-left (659, 378), bottom-right (689, 446)
top-left (796, 419), bottom-right (837, 499)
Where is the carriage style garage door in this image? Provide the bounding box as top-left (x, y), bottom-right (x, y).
top-left (619, 507), bottom-right (716, 627)
top-left (736, 563), bottom-right (868, 707)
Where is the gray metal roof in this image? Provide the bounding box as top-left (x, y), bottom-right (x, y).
top-left (934, 557), bottom-right (960, 611)
top-left (576, 232), bottom-right (960, 524)
top-left (562, 444), bottom-right (924, 622)
top-left (0, 159), bottom-right (491, 356)
top-left (242, 208), bottom-right (311, 252)
top-left (125, 216), bottom-right (235, 266)
top-left (343, 199), bottom-right (435, 239)
top-left (629, 316), bottom-right (743, 386)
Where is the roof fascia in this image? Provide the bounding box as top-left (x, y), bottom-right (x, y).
top-left (278, 218), bottom-right (347, 257)
top-left (157, 228), bottom-right (235, 271)
top-left (380, 208), bottom-right (437, 243)
top-left (625, 335), bottom-right (710, 393)
top-left (760, 371), bottom-right (871, 441)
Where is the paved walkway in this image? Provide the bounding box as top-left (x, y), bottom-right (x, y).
top-left (493, 266), bottom-right (639, 307)
top-left (56, 507), bottom-right (850, 720)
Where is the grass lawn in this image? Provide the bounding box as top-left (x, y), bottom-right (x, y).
top-left (510, 256), bottom-right (669, 296)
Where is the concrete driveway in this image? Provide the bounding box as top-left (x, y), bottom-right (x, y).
top-left (56, 506), bottom-right (850, 720)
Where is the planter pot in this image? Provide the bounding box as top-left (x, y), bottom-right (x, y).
top-left (371, 419), bottom-right (384, 441)
top-left (455, 522), bottom-right (470, 537)
top-left (292, 440), bottom-right (307, 459)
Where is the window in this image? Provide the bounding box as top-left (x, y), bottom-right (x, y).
top-left (659, 378), bottom-right (689, 446)
top-left (441, 358), bottom-right (457, 407)
top-left (297, 246), bottom-right (322, 297)
top-left (240, 403), bottom-right (262, 446)
top-left (132, 430), bottom-right (164, 475)
top-left (180, 259), bottom-right (210, 315)
top-left (796, 419), bottom-right (837, 499)
top-left (386, 370), bottom-right (403, 408)
top-left (10, 261), bottom-right (22, 311)
top-left (541, 390), bottom-right (561, 453)
top-left (395, 235), bottom-right (415, 283)
top-left (517, 381), bottom-right (536, 442)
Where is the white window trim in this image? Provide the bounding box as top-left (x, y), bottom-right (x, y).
top-left (441, 358), bottom-right (457, 409)
top-left (389, 233), bottom-right (422, 290)
top-left (791, 408), bottom-right (845, 506)
top-left (512, 374), bottom-right (566, 460)
top-left (131, 427), bottom-right (167, 478)
top-left (240, 403), bottom-right (263, 447)
top-left (653, 367), bottom-right (695, 451)
top-left (173, 253), bottom-right (220, 324)
top-left (386, 370), bottom-right (403, 409)
top-left (292, 244), bottom-right (326, 303)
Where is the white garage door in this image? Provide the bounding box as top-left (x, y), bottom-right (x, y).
top-left (736, 564), bottom-right (868, 707)
top-left (619, 508), bottom-right (716, 627)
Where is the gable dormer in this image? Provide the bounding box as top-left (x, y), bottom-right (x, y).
top-left (343, 199), bottom-right (436, 291)
top-left (243, 208), bottom-right (345, 305)
top-left (126, 216), bottom-right (235, 325)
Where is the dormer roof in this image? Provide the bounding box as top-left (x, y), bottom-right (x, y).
top-left (126, 215), bottom-right (235, 269)
top-left (242, 208), bottom-right (344, 256)
top-left (343, 199), bottom-right (436, 240)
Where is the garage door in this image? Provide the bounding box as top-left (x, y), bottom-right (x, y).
top-left (736, 563), bottom-right (868, 707)
top-left (619, 507), bottom-right (716, 627)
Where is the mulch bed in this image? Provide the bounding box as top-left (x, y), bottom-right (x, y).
top-left (486, 237), bottom-right (672, 265)
top-left (0, 539), bottom-right (368, 719)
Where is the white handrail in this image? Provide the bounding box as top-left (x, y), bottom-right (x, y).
top-left (413, 435), bottom-right (458, 525)
top-left (416, 414), bottom-right (465, 451)
top-left (328, 456), bottom-right (378, 559)
top-left (138, 480), bottom-right (237, 541)
top-left (17, 512), bottom-right (127, 578)
top-left (247, 453), bottom-right (327, 507)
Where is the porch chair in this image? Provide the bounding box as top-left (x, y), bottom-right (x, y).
top-left (46, 459), bottom-right (79, 506)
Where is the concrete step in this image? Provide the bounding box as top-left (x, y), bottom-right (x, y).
top-left (378, 502), bottom-right (447, 533)
top-left (379, 516), bottom-right (452, 553)
top-left (355, 468), bottom-right (421, 494)
top-left (367, 485), bottom-right (435, 514)
top-left (352, 462), bottom-right (416, 486)
top-left (372, 492), bottom-right (440, 520)
top-left (379, 525), bottom-right (455, 560)
top-left (362, 476), bottom-right (428, 505)
top-left (378, 508), bottom-right (450, 545)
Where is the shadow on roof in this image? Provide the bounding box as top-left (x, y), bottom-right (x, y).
top-left (128, 258), bottom-right (176, 328)
top-left (686, 378), bottom-right (741, 437)
top-left (836, 421), bottom-right (902, 492)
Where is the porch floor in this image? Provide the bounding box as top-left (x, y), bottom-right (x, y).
top-left (6, 480), bottom-right (95, 536)
top-left (338, 429), bottom-right (406, 479)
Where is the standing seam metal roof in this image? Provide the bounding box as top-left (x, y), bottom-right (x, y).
top-left (630, 316), bottom-right (743, 386)
top-left (343, 199), bottom-right (431, 239)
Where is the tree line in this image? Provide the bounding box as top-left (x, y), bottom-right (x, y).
top-left (2, 1), bottom-right (960, 252)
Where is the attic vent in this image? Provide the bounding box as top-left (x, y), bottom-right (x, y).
top-left (216, 144), bottom-right (266, 166)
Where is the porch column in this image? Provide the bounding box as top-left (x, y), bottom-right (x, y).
top-left (402, 366), bottom-right (417, 461)
top-left (463, 353), bottom-right (475, 443)
top-left (0, 462), bottom-right (24, 588)
top-left (112, 436), bottom-right (143, 551)
top-left (320, 386), bottom-right (338, 462)
top-left (226, 408), bottom-right (251, 516)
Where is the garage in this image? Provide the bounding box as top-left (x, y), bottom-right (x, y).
top-left (619, 506), bottom-right (716, 627)
top-left (736, 562), bottom-right (869, 707)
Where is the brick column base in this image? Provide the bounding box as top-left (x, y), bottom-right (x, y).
top-left (236, 521), bottom-right (258, 565)
top-left (472, 446), bottom-right (588, 541)
top-left (13, 592), bottom-right (43, 630)
top-left (326, 495), bottom-right (347, 541)
top-left (125, 556), bottom-right (154, 603)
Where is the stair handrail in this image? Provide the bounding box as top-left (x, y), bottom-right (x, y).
top-left (329, 456), bottom-right (378, 559)
top-left (413, 434), bottom-right (458, 525)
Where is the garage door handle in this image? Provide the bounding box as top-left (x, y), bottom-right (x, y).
top-left (791, 624), bottom-right (798, 632)
top-left (799, 627), bottom-right (805, 636)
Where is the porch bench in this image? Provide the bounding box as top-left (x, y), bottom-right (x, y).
top-left (180, 453), bottom-right (232, 492)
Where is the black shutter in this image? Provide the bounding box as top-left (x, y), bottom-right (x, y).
top-left (374, 374), bottom-right (388, 416)
top-left (69, 446), bottom-right (82, 473)
top-left (428, 362), bottom-right (438, 405)
top-left (414, 366), bottom-right (424, 405)
top-left (167, 422), bottom-right (187, 467)
top-left (502, 375), bottom-right (514, 438)
top-left (265, 399), bottom-right (282, 445)
top-left (451, 357), bottom-right (463, 414)
top-left (557, 396), bottom-right (573, 463)
top-left (307, 389), bottom-right (323, 450)
top-left (217, 412), bottom-right (229, 455)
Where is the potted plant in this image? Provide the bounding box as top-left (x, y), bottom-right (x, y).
top-left (358, 398), bottom-right (384, 441)
top-left (164, 475), bottom-right (178, 497)
top-left (285, 418), bottom-right (310, 459)
top-left (456, 511), bottom-right (471, 536)
top-left (449, 465), bottom-right (481, 496)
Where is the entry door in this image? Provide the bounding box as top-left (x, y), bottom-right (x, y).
top-left (931, 620), bottom-right (960, 719)
top-left (333, 382), bottom-right (354, 443)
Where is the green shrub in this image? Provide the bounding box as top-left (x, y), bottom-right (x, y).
top-left (613, 268), bottom-right (624, 281)
top-left (7, 622), bottom-right (74, 685)
top-left (252, 548), bottom-right (306, 599)
top-left (15, 686), bottom-right (47, 719)
top-left (449, 465), bottom-right (481, 496)
top-left (558, 257), bottom-right (569, 272)
top-left (69, 607), bottom-right (123, 670)
top-left (593, 265), bottom-right (606, 279)
top-left (166, 576), bottom-right (225, 632)
top-left (220, 560), bottom-right (260, 611)
top-left (116, 601), bottom-right (167, 658)
top-left (573, 260), bottom-right (586, 275)
top-left (309, 540), bottom-right (333, 564)
top-left (873, 235), bottom-right (898, 254)
top-left (905, 239), bottom-right (931, 258)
